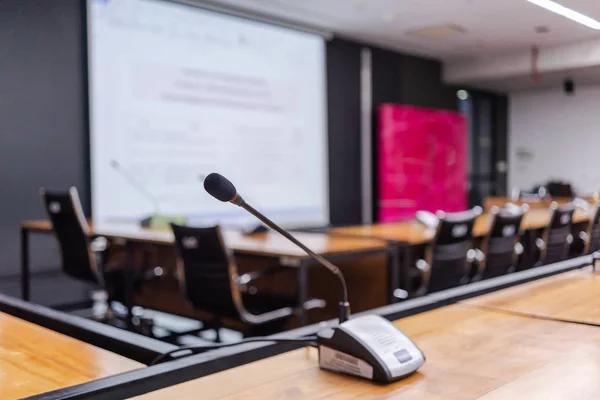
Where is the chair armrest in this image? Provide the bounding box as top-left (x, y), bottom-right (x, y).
top-left (413, 259), bottom-right (431, 297)
top-left (468, 249), bottom-right (485, 281)
top-left (90, 237), bottom-right (110, 270)
top-left (467, 249), bottom-right (484, 263)
top-left (298, 298), bottom-right (326, 311)
top-left (240, 307), bottom-right (295, 326)
top-left (241, 298), bottom-right (325, 326)
top-left (514, 242), bottom-right (524, 256)
top-left (237, 266), bottom-right (287, 293)
top-left (593, 251), bottom-right (600, 271)
top-left (237, 266), bottom-right (284, 286)
top-left (90, 236), bottom-right (108, 253)
top-left (536, 238), bottom-right (546, 251)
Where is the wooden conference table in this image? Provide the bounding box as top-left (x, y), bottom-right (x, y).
top-left (330, 207), bottom-right (590, 245)
top-left (20, 221), bottom-right (393, 325)
top-left (0, 310), bottom-right (142, 399)
top-left (21, 207), bottom-right (590, 318)
top-left (136, 265), bottom-right (600, 399)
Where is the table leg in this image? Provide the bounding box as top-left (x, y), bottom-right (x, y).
top-left (298, 260), bottom-right (309, 326)
top-left (125, 243), bottom-right (135, 330)
top-left (20, 227), bottom-right (30, 301)
top-left (402, 242), bottom-right (413, 294)
top-left (387, 243), bottom-right (400, 304)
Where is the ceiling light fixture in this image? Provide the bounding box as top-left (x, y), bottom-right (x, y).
top-left (527, 0), bottom-right (600, 30)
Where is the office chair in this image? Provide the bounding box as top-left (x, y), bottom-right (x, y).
top-left (41, 187), bottom-right (159, 333)
top-left (478, 206), bottom-right (526, 280)
top-left (570, 202), bottom-right (600, 256)
top-left (535, 202), bottom-right (575, 265)
top-left (410, 207), bottom-right (482, 296)
top-left (546, 180), bottom-right (575, 198)
top-left (171, 224), bottom-right (325, 339)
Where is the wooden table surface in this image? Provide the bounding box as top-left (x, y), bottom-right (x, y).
top-left (331, 208), bottom-right (590, 245)
top-left (463, 266), bottom-right (600, 325)
top-left (21, 219), bottom-right (54, 232)
top-left (0, 311), bottom-right (143, 399)
top-left (20, 220), bottom-right (388, 259)
top-left (482, 196), bottom-right (595, 212)
top-left (134, 304), bottom-right (600, 399)
top-left (22, 207), bottom-right (589, 249)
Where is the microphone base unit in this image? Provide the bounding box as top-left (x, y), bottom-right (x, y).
top-left (316, 314), bottom-right (425, 383)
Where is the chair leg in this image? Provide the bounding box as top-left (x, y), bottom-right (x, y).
top-left (212, 316), bottom-right (223, 343)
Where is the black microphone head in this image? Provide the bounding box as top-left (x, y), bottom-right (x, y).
top-left (204, 173), bottom-right (237, 202)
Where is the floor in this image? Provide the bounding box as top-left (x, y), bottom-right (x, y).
top-left (0, 270), bottom-right (94, 308)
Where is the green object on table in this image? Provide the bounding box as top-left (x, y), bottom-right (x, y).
top-left (140, 215), bottom-right (187, 229)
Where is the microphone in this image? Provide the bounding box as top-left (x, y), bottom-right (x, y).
top-left (203, 172), bottom-right (350, 322)
top-left (199, 173), bottom-right (267, 235)
top-left (203, 172), bottom-right (425, 383)
top-left (111, 160), bottom-right (160, 214)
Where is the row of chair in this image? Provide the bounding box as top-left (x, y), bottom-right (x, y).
top-left (40, 186), bottom-right (600, 338)
top-left (408, 201), bottom-right (600, 296)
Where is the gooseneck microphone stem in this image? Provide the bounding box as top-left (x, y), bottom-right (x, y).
top-left (236, 196), bottom-right (350, 323)
top-left (111, 160), bottom-right (160, 214)
top-left (203, 173), bottom-right (351, 323)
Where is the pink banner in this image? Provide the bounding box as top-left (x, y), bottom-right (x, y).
top-left (378, 104), bottom-right (467, 222)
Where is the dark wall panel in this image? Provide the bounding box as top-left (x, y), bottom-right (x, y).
top-left (370, 47), bottom-right (458, 220)
top-left (371, 47), bottom-right (403, 105)
top-left (401, 54), bottom-right (458, 111)
top-left (326, 38), bottom-right (363, 225)
top-left (494, 95), bottom-right (509, 194)
top-left (0, 0), bottom-right (88, 277)
top-left (371, 48), bottom-right (457, 111)
top-left (370, 47), bottom-right (402, 220)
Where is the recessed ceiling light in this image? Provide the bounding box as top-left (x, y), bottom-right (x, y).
top-left (527, 0), bottom-right (600, 30)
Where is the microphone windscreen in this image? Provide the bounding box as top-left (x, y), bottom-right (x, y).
top-left (204, 173), bottom-right (237, 202)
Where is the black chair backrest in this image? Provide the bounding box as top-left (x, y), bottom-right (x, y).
top-left (171, 224), bottom-right (238, 317)
top-left (546, 181), bottom-right (574, 198)
top-left (543, 202), bottom-right (575, 264)
top-left (586, 203), bottom-right (600, 253)
top-left (40, 187), bottom-right (100, 283)
top-left (482, 207), bottom-right (525, 279)
top-left (427, 208), bottom-right (480, 292)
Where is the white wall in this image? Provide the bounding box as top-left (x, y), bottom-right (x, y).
top-left (509, 84), bottom-right (600, 195)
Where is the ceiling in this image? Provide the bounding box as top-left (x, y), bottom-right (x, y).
top-left (198, 0), bottom-right (600, 61)
top-left (470, 64), bottom-right (600, 92)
